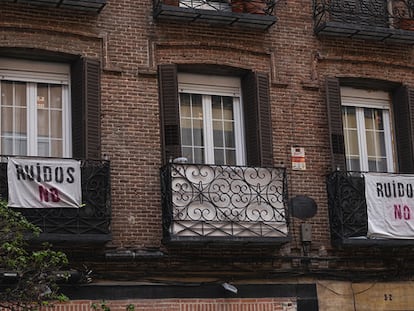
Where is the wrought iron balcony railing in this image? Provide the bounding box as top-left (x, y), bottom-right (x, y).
top-left (153, 0), bottom-right (277, 30)
top-left (313, 0), bottom-right (414, 43)
top-left (327, 170), bottom-right (414, 247)
top-left (161, 163), bottom-right (290, 245)
top-left (0, 0), bottom-right (107, 13)
top-left (0, 158), bottom-right (111, 243)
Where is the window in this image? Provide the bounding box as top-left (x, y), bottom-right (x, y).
top-left (0, 56), bottom-right (101, 159)
top-left (326, 77), bottom-right (414, 174)
top-left (0, 58), bottom-right (71, 157)
top-left (341, 87), bottom-right (395, 172)
top-left (158, 64), bottom-right (273, 167)
top-left (178, 74), bottom-right (245, 165)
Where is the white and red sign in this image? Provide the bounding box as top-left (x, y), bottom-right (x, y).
top-left (7, 157), bottom-right (81, 208)
top-left (365, 173), bottom-right (414, 239)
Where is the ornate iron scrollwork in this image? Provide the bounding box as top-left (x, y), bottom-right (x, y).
top-left (161, 163), bottom-right (288, 241)
top-left (327, 171), bottom-right (368, 241)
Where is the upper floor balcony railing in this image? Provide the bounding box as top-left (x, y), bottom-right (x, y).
top-left (153, 0), bottom-right (278, 30)
top-left (327, 170), bottom-right (414, 247)
top-left (313, 0), bottom-right (414, 43)
top-left (0, 0), bottom-right (107, 13)
top-left (0, 157), bottom-right (111, 243)
top-left (160, 163), bottom-right (290, 245)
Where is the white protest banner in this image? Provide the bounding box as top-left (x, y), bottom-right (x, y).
top-left (365, 173), bottom-right (414, 239)
top-left (7, 157), bottom-right (81, 208)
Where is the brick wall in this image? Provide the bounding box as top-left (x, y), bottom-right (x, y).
top-left (44, 298), bottom-right (296, 311)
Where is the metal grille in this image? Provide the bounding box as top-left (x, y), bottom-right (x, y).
top-left (161, 163), bottom-right (289, 243)
top-left (0, 158), bottom-right (111, 242)
top-left (0, 0), bottom-right (107, 13)
top-left (314, 0), bottom-right (414, 27)
top-left (326, 171), bottom-right (368, 242)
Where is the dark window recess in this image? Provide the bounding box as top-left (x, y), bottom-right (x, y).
top-left (158, 64), bottom-right (273, 167)
top-left (0, 0), bottom-right (107, 13)
top-left (326, 77), bottom-right (414, 173)
top-left (71, 58), bottom-right (101, 160)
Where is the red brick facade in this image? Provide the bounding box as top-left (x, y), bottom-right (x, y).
top-left (2, 0), bottom-right (414, 310)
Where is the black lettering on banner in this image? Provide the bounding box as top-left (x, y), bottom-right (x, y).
top-left (43, 166), bottom-right (52, 182)
top-left (55, 167), bottom-right (64, 183)
top-left (66, 167), bottom-right (75, 183)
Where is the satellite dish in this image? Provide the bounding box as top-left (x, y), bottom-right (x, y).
top-left (288, 195), bottom-right (317, 220)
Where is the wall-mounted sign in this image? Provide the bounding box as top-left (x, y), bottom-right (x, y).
top-left (365, 173), bottom-right (414, 239)
top-left (7, 157), bottom-right (81, 208)
top-left (291, 147), bottom-right (306, 171)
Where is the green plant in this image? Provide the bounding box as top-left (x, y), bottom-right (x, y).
top-left (0, 200), bottom-right (69, 310)
top-left (91, 301), bottom-right (136, 311)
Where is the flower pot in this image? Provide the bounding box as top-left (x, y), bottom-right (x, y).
top-left (398, 18), bottom-right (414, 31)
top-left (164, 0), bottom-right (179, 6)
top-left (245, 0), bottom-right (266, 14)
top-left (231, 0), bottom-right (244, 13)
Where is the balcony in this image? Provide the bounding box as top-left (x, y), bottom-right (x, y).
top-left (327, 170), bottom-right (414, 247)
top-left (0, 0), bottom-right (107, 13)
top-left (0, 158), bottom-right (111, 243)
top-left (313, 0), bottom-right (414, 44)
top-left (160, 163), bottom-right (290, 245)
top-left (153, 0), bottom-right (277, 30)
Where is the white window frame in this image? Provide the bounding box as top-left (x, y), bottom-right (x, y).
top-left (178, 73), bottom-right (245, 165)
top-left (341, 87), bottom-right (395, 172)
top-left (0, 58), bottom-right (72, 157)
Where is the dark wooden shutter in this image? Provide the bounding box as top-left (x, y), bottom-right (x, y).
top-left (393, 86), bottom-right (414, 173)
top-left (242, 71), bottom-right (273, 167)
top-left (71, 57), bottom-right (101, 159)
top-left (158, 64), bottom-right (180, 164)
top-left (326, 77), bottom-right (346, 171)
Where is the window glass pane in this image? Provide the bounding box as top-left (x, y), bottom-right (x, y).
top-left (1, 81), bottom-right (13, 106)
top-left (1, 81), bottom-right (27, 155)
top-left (0, 62), bottom-right (70, 157)
top-left (16, 108), bottom-right (27, 135)
top-left (181, 125), bottom-right (192, 146)
top-left (212, 96), bottom-right (222, 119)
top-left (38, 140), bottom-right (49, 157)
top-left (343, 106), bottom-right (356, 128)
top-left (1, 137), bottom-right (12, 155)
top-left (37, 110), bottom-right (49, 137)
top-left (193, 147), bottom-right (204, 164)
top-left (224, 121), bottom-right (235, 148)
top-left (50, 85), bottom-right (62, 109)
top-left (226, 149), bottom-right (236, 165)
top-left (2, 107), bottom-right (13, 133)
top-left (341, 89), bottom-right (395, 173)
top-left (222, 97), bottom-right (234, 120)
top-left (191, 94), bottom-right (202, 118)
top-left (180, 94), bottom-right (191, 117)
top-left (347, 158), bottom-right (361, 171)
top-left (15, 83), bottom-right (26, 107)
top-left (178, 78), bottom-right (243, 165)
top-left (214, 149), bottom-right (225, 165)
top-left (345, 129), bottom-right (359, 155)
top-left (342, 106), bottom-right (360, 170)
top-left (51, 140), bottom-right (62, 157)
top-left (193, 119), bottom-right (204, 146)
top-left (51, 110), bottom-right (62, 138)
top-left (364, 108), bottom-right (374, 129)
top-left (37, 84), bottom-right (49, 109)
top-left (16, 138), bottom-right (27, 155)
top-left (213, 121), bottom-right (224, 147)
